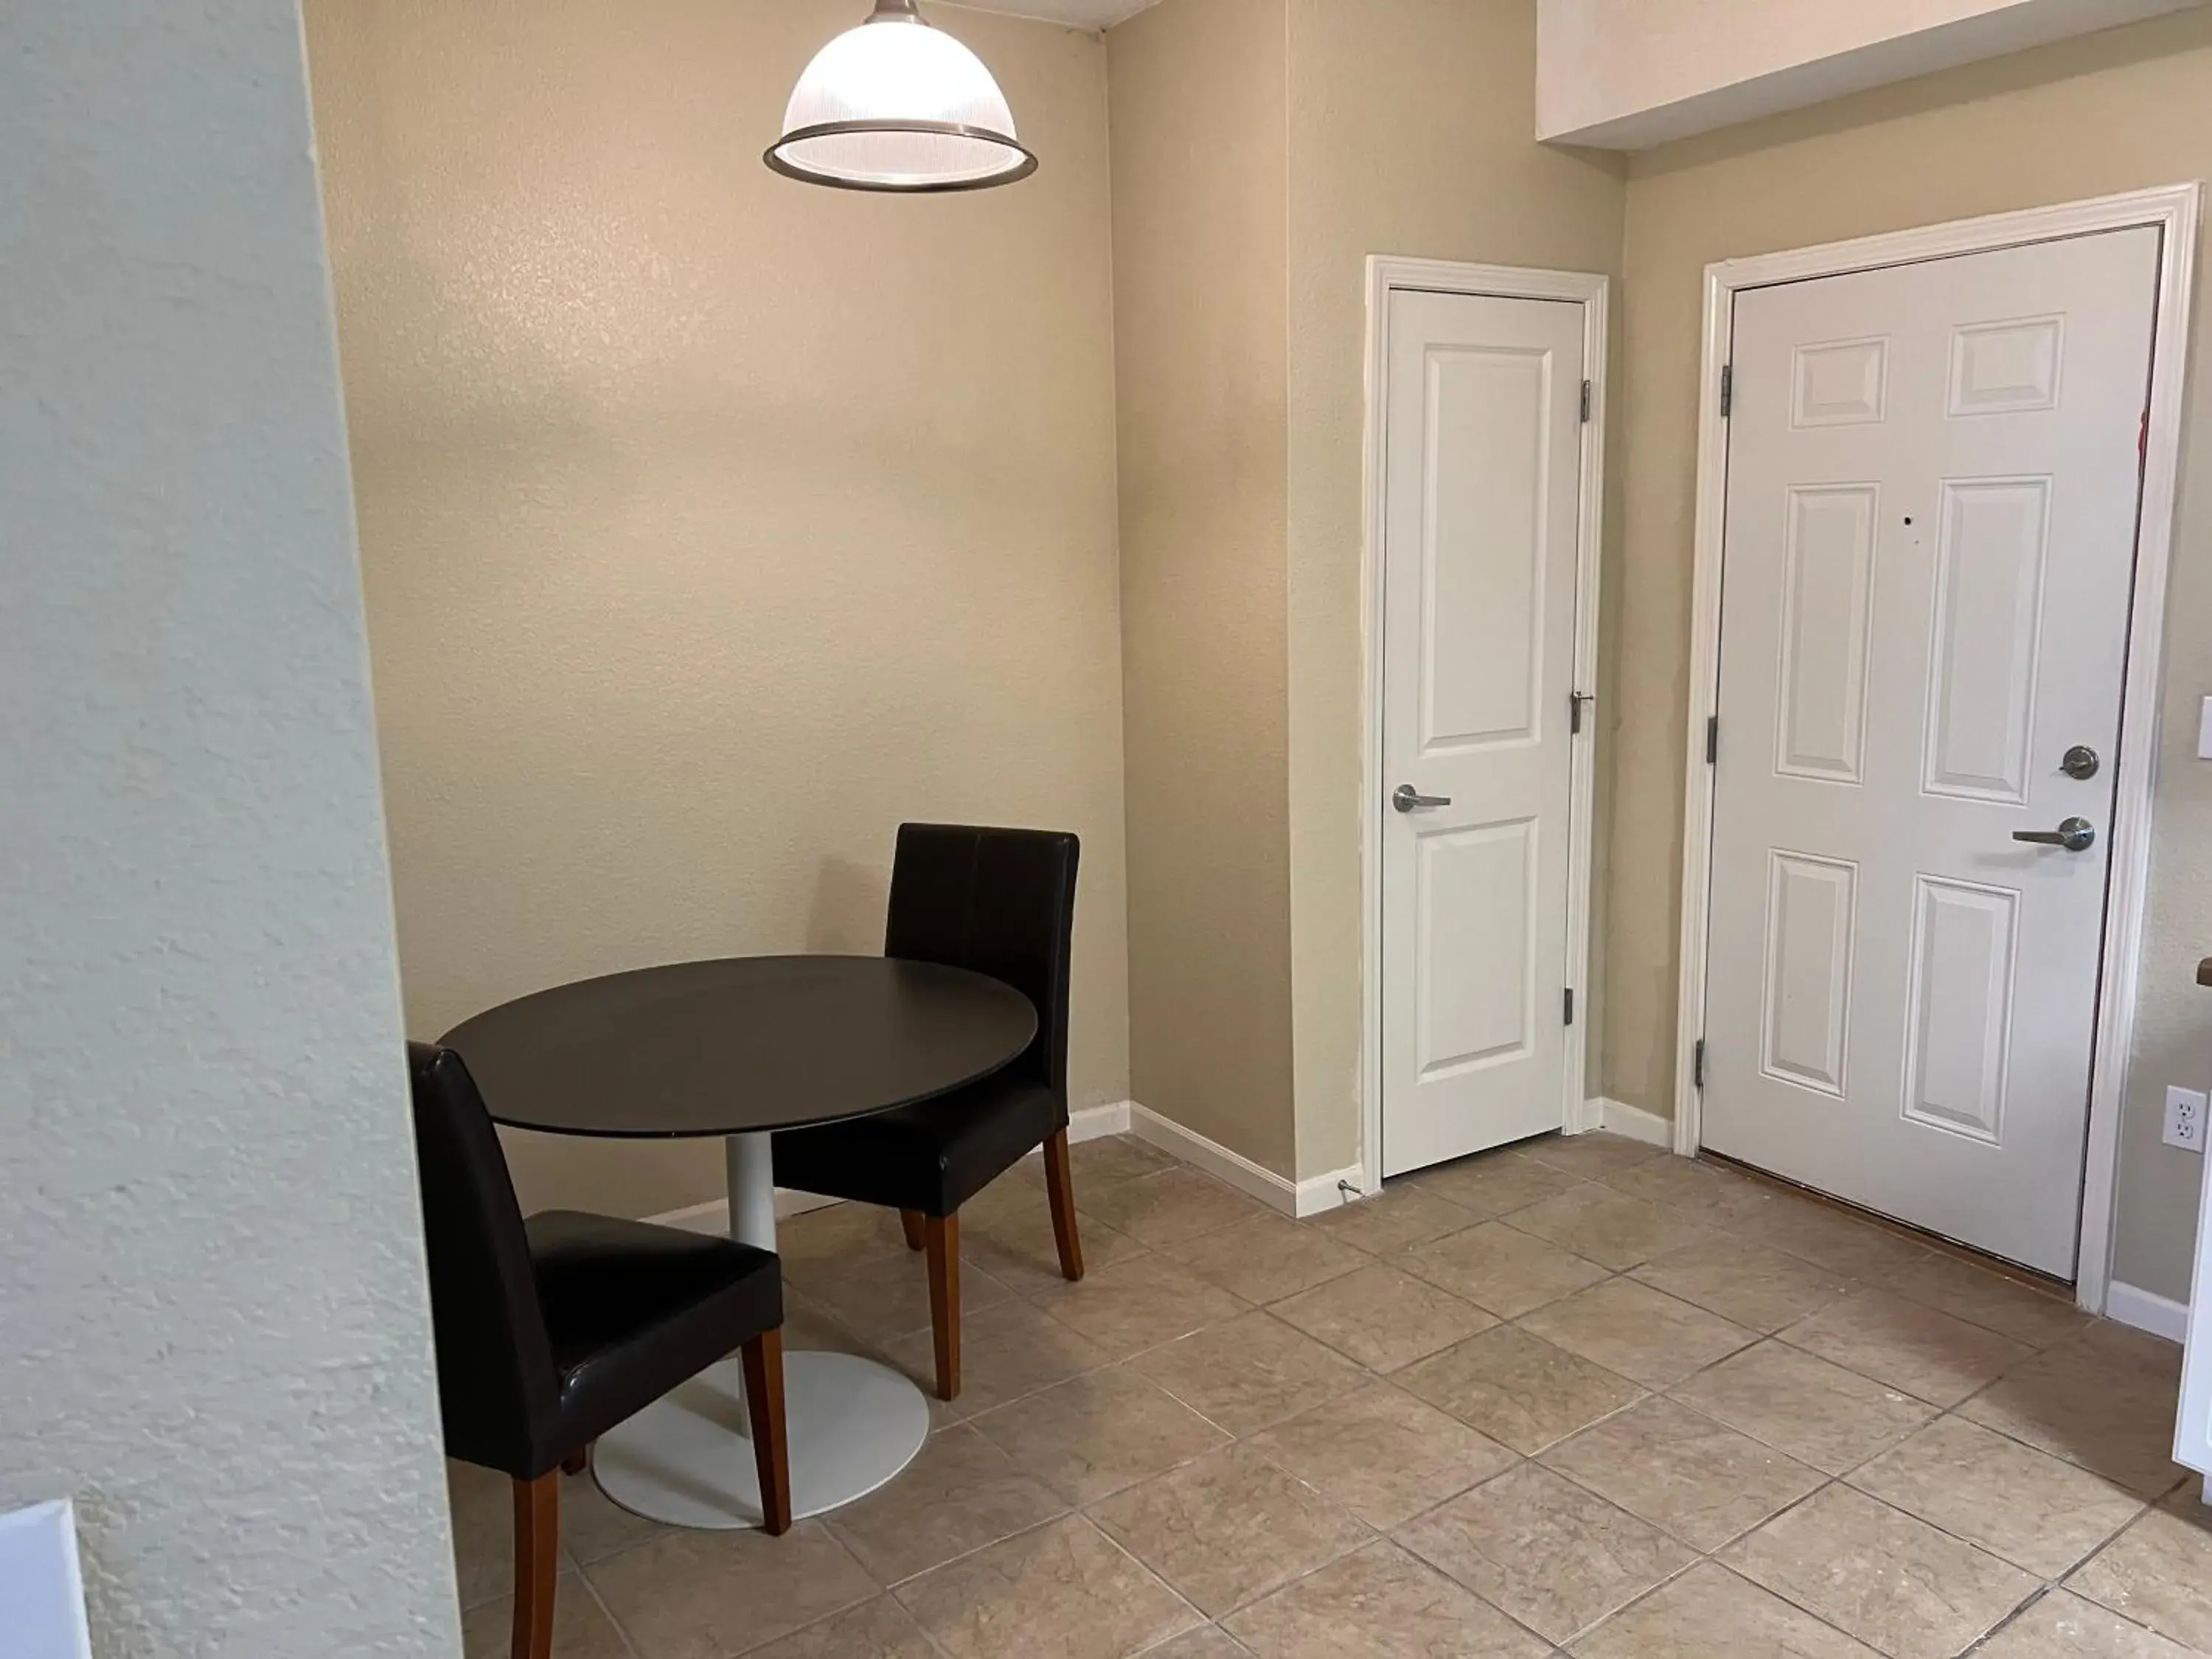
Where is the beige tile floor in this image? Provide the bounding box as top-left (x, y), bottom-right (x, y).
top-left (446, 1132), bottom-right (2212, 1658)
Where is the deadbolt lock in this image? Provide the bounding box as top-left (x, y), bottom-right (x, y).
top-left (2061, 745), bottom-right (2100, 781)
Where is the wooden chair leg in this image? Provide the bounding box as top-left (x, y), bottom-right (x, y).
top-left (510, 1472), bottom-right (559, 1659)
top-left (1043, 1127), bottom-right (1085, 1282)
top-left (900, 1208), bottom-right (926, 1251)
top-left (923, 1212), bottom-right (961, 1401)
top-left (741, 1327), bottom-right (793, 1535)
top-left (559, 1447), bottom-right (587, 1477)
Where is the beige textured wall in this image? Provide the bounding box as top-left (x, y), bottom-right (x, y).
top-left (1284, 0), bottom-right (1628, 1177)
top-left (1109, 0), bottom-right (1298, 1175)
top-left (305, 0), bottom-right (1130, 1219)
top-left (1612, 6), bottom-right (2212, 1298)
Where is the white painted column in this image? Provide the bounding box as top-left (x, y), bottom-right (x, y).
top-left (590, 1128), bottom-right (931, 1528)
top-left (725, 1132), bottom-right (781, 1249)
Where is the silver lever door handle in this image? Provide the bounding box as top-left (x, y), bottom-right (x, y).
top-left (2012, 817), bottom-right (2096, 852)
top-left (1393, 785), bottom-right (1452, 813)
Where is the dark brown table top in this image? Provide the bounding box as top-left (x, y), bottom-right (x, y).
top-left (439, 954), bottom-right (1037, 1138)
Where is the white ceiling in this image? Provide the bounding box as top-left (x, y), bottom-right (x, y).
top-left (942, 0), bottom-right (1161, 29)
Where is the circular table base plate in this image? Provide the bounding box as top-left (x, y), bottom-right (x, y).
top-left (593, 1351), bottom-right (930, 1530)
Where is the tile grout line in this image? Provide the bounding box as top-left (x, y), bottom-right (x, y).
top-left (864, 1506), bottom-right (1069, 1590)
top-left (1332, 1170), bottom-right (2168, 1645)
top-left (573, 1564), bottom-right (648, 1659)
top-left (1713, 1486), bottom-right (2042, 1658)
top-left (1955, 1577), bottom-right (2185, 1658)
top-left (1579, 1550), bottom-right (1874, 1657)
top-left (1005, 1248), bottom-right (1561, 1645)
top-left (864, 1534), bottom-right (1035, 1659)
top-left (1378, 1453), bottom-right (1704, 1652)
top-left (1174, 1139), bottom-right (2144, 1645)
top-left (1432, 1160), bottom-right (2082, 1338)
top-left (1221, 1144), bottom-right (2168, 1652)
top-left (1046, 1508), bottom-right (1212, 1652)
top-left (1637, 1402), bottom-right (2159, 1650)
top-left (506, 1137), bottom-right (2183, 1658)
top-left (1652, 1339), bottom-right (2151, 1503)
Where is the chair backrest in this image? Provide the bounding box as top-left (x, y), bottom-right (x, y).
top-left (406, 1042), bottom-right (560, 1474)
top-left (886, 824), bottom-right (1079, 1098)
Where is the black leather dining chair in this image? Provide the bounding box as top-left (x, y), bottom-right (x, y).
top-left (407, 1043), bottom-right (793, 1659)
top-left (773, 823), bottom-right (1083, 1401)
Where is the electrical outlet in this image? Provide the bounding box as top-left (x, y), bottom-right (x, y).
top-left (2165, 1085), bottom-right (2207, 1151)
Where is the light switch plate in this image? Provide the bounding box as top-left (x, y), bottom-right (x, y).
top-left (0, 1500), bottom-right (94, 1659)
top-left (2198, 695), bottom-right (2212, 760)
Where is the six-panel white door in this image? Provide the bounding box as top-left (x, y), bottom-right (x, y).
top-left (1381, 288), bottom-right (1587, 1178)
top-left (1703, 228), bottom-right (2160, 1276)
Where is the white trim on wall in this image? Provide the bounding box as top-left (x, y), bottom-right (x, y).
top-left (1593, 1096), bottom-right (1672, 1147)
top-left (1128, 1104), bottom-right (1361, 1219)
top-left (648, 1099), bottom-right (1137, 1234)
top-left (1534, 0), bottom-right (2211, 152)
top-left (1670, 183), bottom-right (2203, 1319)
top-left (1358, 257), bottom-right (1613, 1194)
top-left (2107, 1281), bottom-right (2188, 1345)
top-left (650, 1190), bottom-right (840, 1233)
top-left (1068, 1099), bottom-right (1134, 1141)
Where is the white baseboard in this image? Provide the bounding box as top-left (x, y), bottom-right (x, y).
top-left (1591, 1096), bottom-right (1674, 1148)
top-left (2107, 1280), bottom-right (2188, 1344)
top-left (1126, 1102), bottom-right (1363, 1220)
top-left (1293, 1163), bottom-right (1367, 1217)
top-left (647, 1189), bottom-right (840, 1236)
top-left (647, 1099), bottom-right (1137, 1235)
top-left (1068, 1099), bottom-right (1133, 1141)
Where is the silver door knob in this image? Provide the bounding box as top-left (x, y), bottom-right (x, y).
top-left (1393, 785), bottom-right (1452, 813)
top-left (2012, 817), bottom-right (2097, 852)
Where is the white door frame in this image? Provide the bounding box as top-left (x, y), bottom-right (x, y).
top-left (1672, 183), bottom-right (2202, 1315)
top-left (1359, 256), bottom-right (1610, 1193)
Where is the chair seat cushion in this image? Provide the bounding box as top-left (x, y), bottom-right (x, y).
top-left (772, 1071), bottom-right (1067, 1217)
top-left (526, 1211), bottom-right (782, 1447)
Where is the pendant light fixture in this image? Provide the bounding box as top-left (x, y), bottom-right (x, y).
top-left (765, 0), bottom-right (1037, 193)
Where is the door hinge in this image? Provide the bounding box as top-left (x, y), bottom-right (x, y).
top-left (1719, 364), bottom-right (1733, 417)
top-left (1694, 1037), bottom-right (1706, 1089)
top-left (1564, 987), bottom-right (1576, 1027)
top-left (1579, 379), bottom-right (1593, 423)
top-left (1570, 689), bottom-right (1593, 735)
top-left (1706, 714), bottom-right (1719, 764)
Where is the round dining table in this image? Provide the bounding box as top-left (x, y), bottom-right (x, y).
top-left (441, 953), bottom-right (1038, 1531)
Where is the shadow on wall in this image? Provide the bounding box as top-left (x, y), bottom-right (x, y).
top-left (1631, 3), bottom-right (2212, 179)
top-left (807, 855), bottom-right (886, 955)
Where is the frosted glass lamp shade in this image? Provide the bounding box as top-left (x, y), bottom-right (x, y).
top-left (766, 0), bottom-right (1036, 192)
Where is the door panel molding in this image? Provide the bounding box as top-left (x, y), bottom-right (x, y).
top-left (1900, 872), bottom-right (2020, 1147)
top-left (1419, 344), bottom-right (1551, 752)
top-left (1921, 475), bottom-right (2053, 807)
top-left (1415, 816), bottom-right (1538, 1078)
top-left (1759, 849), bottom-right (1858, 1099)
top-left (1673, 183), bottom-right (2202, 1317)
top-left (1774, 483), bottom-right (1879, 785)
top-left (1360, 257), bottom-right (1610, 1196)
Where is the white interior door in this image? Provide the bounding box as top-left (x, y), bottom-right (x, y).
top-left (1703, 227), bottom-right (2160, 1276)
top-left (1381, 288), bottom-right (1587, 1178)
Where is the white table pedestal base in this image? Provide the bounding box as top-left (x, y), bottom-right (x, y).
top-left (591, 1349), bottom-right (929, 1529)
top-left (591, 1127), bottom-right (931, 1529)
